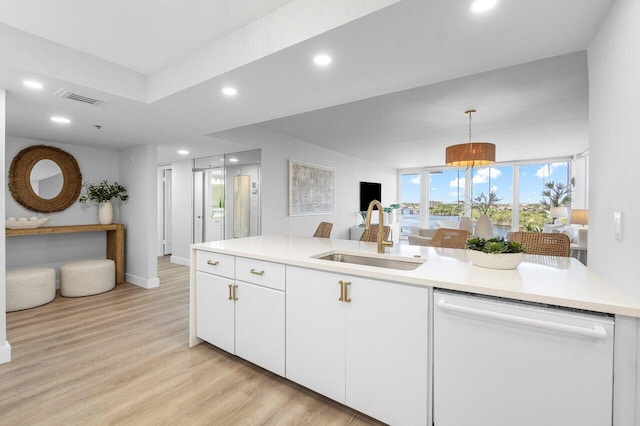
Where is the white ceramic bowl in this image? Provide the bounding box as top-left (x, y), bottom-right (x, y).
top-left (468, 250), bottom-right (524, 270)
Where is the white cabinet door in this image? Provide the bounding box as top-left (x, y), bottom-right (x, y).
top-left (287, 266), bottom-right (430, 422)
top-left (195, 271), bottom-right (235, 354)
top-left (286, 267), bottom-right (346, 403)
top-left (346, 278), bottom-right (429, 426)
top-left (235, 281), bottom-right (285, 376)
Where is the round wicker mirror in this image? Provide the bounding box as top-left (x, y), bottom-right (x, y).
top-left (9, 145), bottom-right (82, 213)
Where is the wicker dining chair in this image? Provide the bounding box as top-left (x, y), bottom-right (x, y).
top-left (360, 225), bottom-right (391, 242)
top-left (430, 228), bottom-right (470, 249)
top-left (313, 222), bottom-right (333, 238)
top-left (506, 231), bottom-right (570, 257)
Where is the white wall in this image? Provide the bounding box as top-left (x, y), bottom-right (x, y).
top-left (219, 125), bottom-right (398, 240)
top-left (0, 88), bottom-right (10, 364)
top-left (588, 0), bottom-right (640, 303)
top-left (118, 145), bottom-right (159, 288)
top-left (5, 137), bottom-right (120, 281)
top-left (168, 126), bottom-right (398, 259)
top-left (170, 159), bottom-right (193, 266)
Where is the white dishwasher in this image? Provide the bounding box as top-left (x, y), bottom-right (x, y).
top-left (433, 290), bottom-right (614, 426)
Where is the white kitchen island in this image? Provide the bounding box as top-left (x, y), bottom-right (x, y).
top-left (189, 235), bottom-right (640, 426)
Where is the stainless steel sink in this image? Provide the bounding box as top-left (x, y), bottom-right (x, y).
top-left (315, 252), bottom-right (425, 271)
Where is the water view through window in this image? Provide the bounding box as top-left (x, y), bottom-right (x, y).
top-left (400, 162), bottom-right (570, 238)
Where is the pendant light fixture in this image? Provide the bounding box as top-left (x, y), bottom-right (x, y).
top-left (445, 110), bottom-right (495, 167)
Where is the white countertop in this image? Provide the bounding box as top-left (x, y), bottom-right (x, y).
top-left (192, 235), bottom-right (640, 317)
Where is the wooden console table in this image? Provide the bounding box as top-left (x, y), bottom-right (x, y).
top-left (6, 224), bottom-right (125, 284)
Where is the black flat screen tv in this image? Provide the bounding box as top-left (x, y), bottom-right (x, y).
top-left (359, 181), bottom-right (381, 212)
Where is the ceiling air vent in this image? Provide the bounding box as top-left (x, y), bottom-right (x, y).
top-left (54, 89), bottom-right (106, 106)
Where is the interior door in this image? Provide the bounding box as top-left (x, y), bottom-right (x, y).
top-left (193, 171), bottom-right (204, 243)
top-left (162, 169), bottom-right (172, 255)
top-left (204, 168), bottom-right (225, 242)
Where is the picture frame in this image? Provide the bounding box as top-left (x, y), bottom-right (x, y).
top-left (289, 160), bottom-right (335, 216)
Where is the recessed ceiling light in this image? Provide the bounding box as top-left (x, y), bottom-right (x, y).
top-left (228, 158), bottom-right (239, 162)
top-left (23, 80), bottom-right (44, 89)
top-left (50, 116), bottom-right (70, 124)
top-left (222, 87), bottom-right (237, 96)
top-left (470, 0), bottom-right (497, 13)
top-left (178, 150), bottom-right (189, 155)
top-left (313, 54), bottom-right (332, 67)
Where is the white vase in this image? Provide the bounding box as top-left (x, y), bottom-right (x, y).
top-left (475, 214), bottom-right (494, 238)
top-left (388, 210), bottom-right (397, 224)
top-left (99, 201), bottom-right (114, 225)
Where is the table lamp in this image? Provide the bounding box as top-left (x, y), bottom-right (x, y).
top-left (570, 209), bottom-right (588, 247)
top-left (549, 206), bottom-right (568, 224)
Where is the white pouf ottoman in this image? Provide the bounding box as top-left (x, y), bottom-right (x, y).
top-left (60, 259), bottom-right (115, 297)
top-left (6, 267), bottom-right (56, 312)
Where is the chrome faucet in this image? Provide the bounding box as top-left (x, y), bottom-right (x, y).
top-left (364, 200), bottom-right (394, 253)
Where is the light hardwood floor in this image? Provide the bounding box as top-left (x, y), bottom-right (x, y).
top-left (0, 257), bottom-right (383, 425)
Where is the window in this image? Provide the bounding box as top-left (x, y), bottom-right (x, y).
top-left (399, 173), bottom-right (420, 236)
top-left (472, 166), bottom-right (513, 238)
top-left (428, 169), bottom-right (464, 228)
top-left (403, 157), bottom-right (574, 236)
top-left (519, 162), bottom-right (571, 231)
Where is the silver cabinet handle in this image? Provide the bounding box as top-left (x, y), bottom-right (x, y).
top-left (437, 299), bottom-right (607, 340)
top-left (207, 260), bottom-right (219, 266)
top-left (250, 268), bottom-right (265, 276)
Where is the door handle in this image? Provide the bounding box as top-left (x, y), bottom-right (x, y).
top-left (338, 280), bottom-right (344, 302)
top-left (437, 299), bottom-right (607, 340)
top-left (250, 269), bottom-right (265, 276)
top-left (228, 284), bottom-right (233, 300)
top-left (207, 260), bottom-right (219, 266)
top-left (232, 285), bottom-right (238, 301)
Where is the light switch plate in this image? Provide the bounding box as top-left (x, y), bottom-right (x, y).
top-left (614, 212), bottom-right (622, 241)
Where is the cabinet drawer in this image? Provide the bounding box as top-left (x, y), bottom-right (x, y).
top-left (235, 257), bottom-right (285, 291)
top-left (196, 251), bottom-right (234, 278)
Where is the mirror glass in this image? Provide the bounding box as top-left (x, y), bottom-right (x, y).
top-left (29, 159), bottom-right (63, 199)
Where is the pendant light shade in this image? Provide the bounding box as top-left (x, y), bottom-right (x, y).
top-left (446, 110), bottom-right (496, 167)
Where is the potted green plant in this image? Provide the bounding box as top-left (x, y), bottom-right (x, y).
top-left (383, 203), bottom-right (401, 224)
top-left (466, 237), bottom-right (526, 269)
top-left (78, 180), bottom-right (128, 225)
top-left (541, 178), bottom-right (575, 223)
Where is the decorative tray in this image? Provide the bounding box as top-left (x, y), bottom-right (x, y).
top-left (5, 217), bottom-right (51, 229)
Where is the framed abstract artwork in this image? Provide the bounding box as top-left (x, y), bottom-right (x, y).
top-left (289, 160), bottom-right (335, 216)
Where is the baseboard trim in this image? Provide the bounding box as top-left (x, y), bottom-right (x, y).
top-left (170, 256), bottom-right (190, 266)
top-left (0, 341), bottom-right (12, 364)
top-left (126, 273), bottom-right (160, 289)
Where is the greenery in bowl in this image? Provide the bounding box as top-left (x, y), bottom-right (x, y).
top-left (466, 237), bottom-right (525, 254)
top-left (78, 180), bottom-right (128, 204)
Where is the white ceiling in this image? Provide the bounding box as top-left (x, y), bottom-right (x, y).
top-left (0, 0), bottom-right (295, 74)
top-left (0, 0), bottom-right (612, 167)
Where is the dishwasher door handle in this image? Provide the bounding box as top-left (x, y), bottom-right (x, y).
top-left (437, 299), bottom-right (608, 340)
